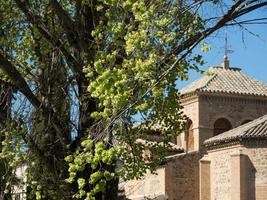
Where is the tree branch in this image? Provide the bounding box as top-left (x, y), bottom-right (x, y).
top-left (14, 0), bottom-right (85, 81)
top-left (0, 54), bottom-right (71, 146)
top-left (172, 0), bottom-right (267, 56)
top-left (0, 53), bottom-right (41, 108)
top-left (233, 1), bottom-right (267, 19)
top-left (49, 0), bottom-right (82, 51)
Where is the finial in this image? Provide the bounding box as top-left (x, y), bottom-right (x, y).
top-left (221, 31), bottom-right (233, 69)
top-left (224, 33), bottom-right (228, 59)
top-left (222, 55), bottom-right (229, 69)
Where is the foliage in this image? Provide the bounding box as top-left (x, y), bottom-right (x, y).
top-left (0, 0), bottom-right (266, 199)
top-left (65, 139), bottom-right (122, 200)
top-left (0, 121), bottom-right (25, 199)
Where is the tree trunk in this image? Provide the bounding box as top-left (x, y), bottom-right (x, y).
top-left (0, 81), bottom-right (13, 200)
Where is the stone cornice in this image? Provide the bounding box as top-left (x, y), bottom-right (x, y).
top-left (205, 141), bottom-right (242, 152)
top-left (205, 138), bottom-right (267, 152)
top-left (179, 94), bottom-right (199, 105)
top-left (199, 92), bottom-right (267, 102)
top-left (180, 92), bottom-right (267, 110)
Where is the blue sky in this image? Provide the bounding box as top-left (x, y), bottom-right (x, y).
top-left (177, 8), bottom-right (267, 89)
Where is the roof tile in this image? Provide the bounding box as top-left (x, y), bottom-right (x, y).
top-left (180, 67), bottom-right (267, 97)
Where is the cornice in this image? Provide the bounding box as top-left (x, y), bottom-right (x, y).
top-left (205, 138), bottom-right (267, 152)
top-left (198, 92), bottom-right (267, 104)
top-left (179, 94), bottom-right (199, 105)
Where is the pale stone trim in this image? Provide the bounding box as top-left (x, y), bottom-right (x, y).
top-left (230, 149), bottom-right (248, 200)
top-left (206, 143), bottom-right (243, 153)
top-left (199, 155), bottom-right (211, 200)
top-left (200, 93), bottom-right (267, 102)
top-left (206, 139), bottom-right (267, 152)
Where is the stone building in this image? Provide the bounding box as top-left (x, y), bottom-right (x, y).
top-left (124, 58), bottom-right (267, 200)
top-left (201, 114), bottom-right (267, 200)
top-left (12, 164), bottom-right (27, 200)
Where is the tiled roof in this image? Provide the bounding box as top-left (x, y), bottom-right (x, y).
top-left (136, 139), bottom-right (184, 153)
top-left (180, 67), bottom-right (267, 97)
top-left (204, 115), bottom-right (267, 147)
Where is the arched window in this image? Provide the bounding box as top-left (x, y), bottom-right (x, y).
top-left (213, 118), bottom-right (232, 136)
top-left (186, 120), bottom-right (194, 151)
top-left (241, 119), bottom-right (252, 125)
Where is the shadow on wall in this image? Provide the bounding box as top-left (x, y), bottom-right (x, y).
top-left (245, 155), bottom-right (256, 200)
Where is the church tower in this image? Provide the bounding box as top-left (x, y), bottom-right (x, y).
top-left (178, 60), bottom-right (267, 152)
top-left (125, 59), bottom-right (267, 200)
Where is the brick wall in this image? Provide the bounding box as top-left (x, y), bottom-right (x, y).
top-left (208, 147), bottom-right (233, 200)
top-left (244, 143), bottom-right (267, 200)
top-left (199, 94), bottom-right (267, 130)
top-left (124, 152), bottom-right (202, 200)
top-left (178, 95), bottom-right (199, 151)
top-left (165, 152), bottom-right (202, 200)
top-left (207, 142), bottom-right (267, 200)
top-left (124, 167), bottom-right (166, 199)
top-left (180, 94), bottom-right (267, 152)
top-left (198, 95), bottom-right (267, 150)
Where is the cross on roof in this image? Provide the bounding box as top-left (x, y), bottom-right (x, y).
top-left (222, 32), bottom-right (234, 69)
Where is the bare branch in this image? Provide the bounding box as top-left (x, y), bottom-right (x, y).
top-left (226, 17), bottom-right (267, 25)
top-left (233, 1), bottom-right (267, 19)
top-left (0, 54), bottom-right (72, 146)
top-left (14, 0), bottom-right (85, 81)
top-left (0, 53), bottom-right (41, 108)
top-left (171, 0), bottom-right (267, 56)
top-left (49, 0), bottom-right (82, 51)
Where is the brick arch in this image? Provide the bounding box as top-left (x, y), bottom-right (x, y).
top-left (186, 119), bottom-right (194, 151)
top-left (213, 118), bottom-right (232, 136)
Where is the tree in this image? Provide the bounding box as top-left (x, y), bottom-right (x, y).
top-left (0, 0), bottom-right (266, 199)
top-left (0, 81), bottom-right (15, 200)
